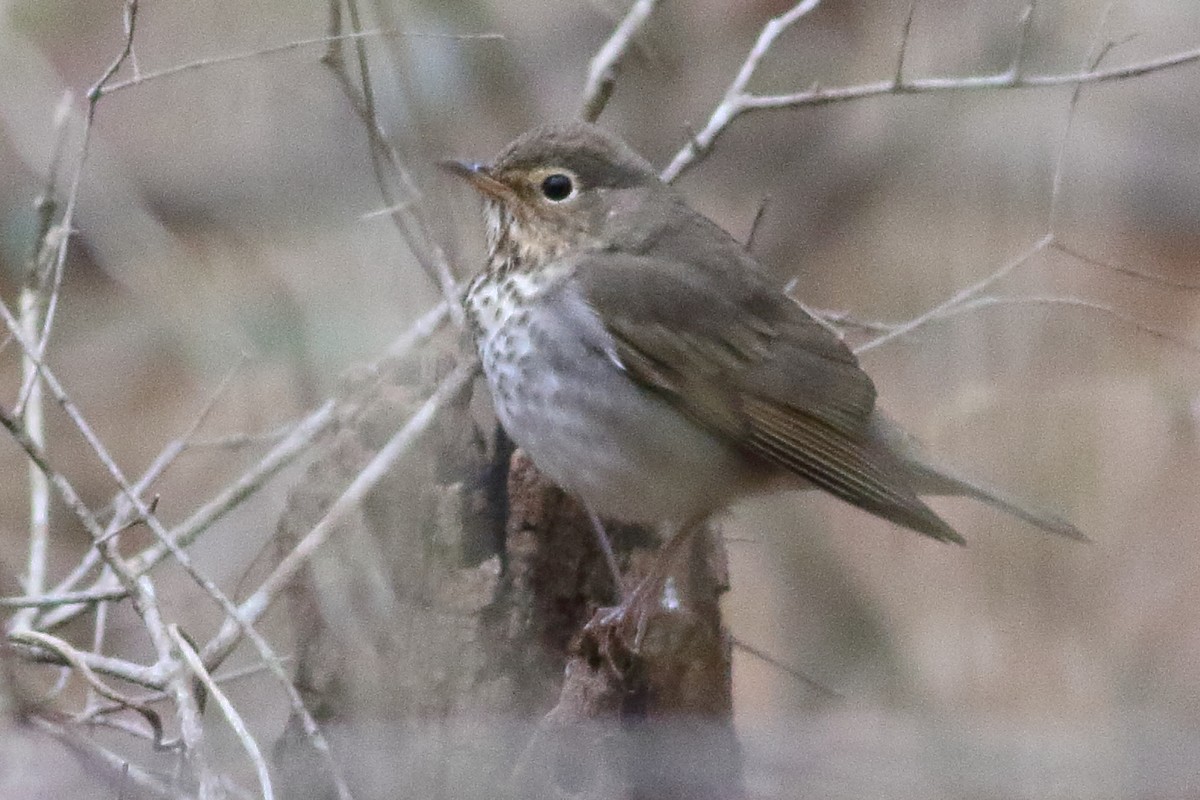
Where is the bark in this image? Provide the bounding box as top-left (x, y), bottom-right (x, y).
top-left (273, 349), bottom-right (742, 800)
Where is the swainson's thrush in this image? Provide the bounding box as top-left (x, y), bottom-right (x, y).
top-left (443, 122), bottom-right (1083, 545)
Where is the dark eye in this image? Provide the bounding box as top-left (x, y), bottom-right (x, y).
top-left (540, 173), bottom-right (574, 202)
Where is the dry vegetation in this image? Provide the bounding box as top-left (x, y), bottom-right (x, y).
top-left (1, 1), bottom-right (1199, 798)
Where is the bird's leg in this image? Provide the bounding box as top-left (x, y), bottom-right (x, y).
top-left (585, 505), bottom-right (627, 602)
top-left (585, 514), bottom-right (710, 653)
top-left (627, 515), bottom-right (708, 649)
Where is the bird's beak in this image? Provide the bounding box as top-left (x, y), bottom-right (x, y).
top-left (438, 159), bottom-right (516, 204)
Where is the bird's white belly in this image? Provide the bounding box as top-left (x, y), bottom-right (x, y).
top-left (470, 279), bottom-right (758, 524)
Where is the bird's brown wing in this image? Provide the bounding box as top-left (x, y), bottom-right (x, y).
top-left (569, 252), bottom-right (963, 543)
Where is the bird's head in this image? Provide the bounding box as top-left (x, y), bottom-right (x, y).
top-left (441, 121), bottom-right (661, 270)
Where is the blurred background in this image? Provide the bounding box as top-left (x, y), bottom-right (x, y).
top-left (1, 0), bottom-right (1198, 797)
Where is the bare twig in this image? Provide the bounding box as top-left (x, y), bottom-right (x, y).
top-left (9, 629), bottom-right (168, 745)
top-left (9, 629), bottom-right (162, 689)
top-left (744, 194), bottom-right (772, 254)
top-left (184, 427), bottom-right (296, 451)
top-left (732, 638), bottom-right (841, 700)
top-left (854, 234), bottom-right (1054, 354)
top-left (660, 0), bottom-right (1200, 182)
top-left (94, 358), bottom-right (246, 539)
top-left (1050, 1), bottom-right (1122, 228)
top-left (192, 364), bottom-right (478, 800)
top-left (200, 359), bottom-right (478, 667)
top-left (24, 91), bottom-right (74, 270)
top-left (324, 0), bottom-right (465, 324)
top-left (80, 713), bottom-right (168, 747)
top-left (1010, 3), bottom-right (1038, 80)
top-left (579, 0), bottom-right (663, 122)
top-left (941, 295), bottom-right (1200, 353)
top-left (33, 0), bottom-right (140, 382)
top-left (101, 28), bottom-right (502, 95)
top-left (16, 91), bottom-right (74, 613)
top-left (170, 626), bottom-right (275, 800)
top-left (138, 578), bottom-right (220, 799)
top-left (80, 657), bottom-right (291, 732)
top-left (1053, 241), bottom-right (1200, 291)
top-left (84, 576), bottom-right (113, 719)
top-left (29, 715), bottom-right (179, 799)
top-left (861, 2), bottom-right (1200, 365)
top-left (661, 0), bottom-right (823, 182)
top-left (893, 0), bottom-right (920, 86)
top-left (0, 404), bottom-right (141, 603)
top-left (1, 291), bottom-right (350, 798)
top-left (359, 199), bottom-right (413, 219)
top-left (133, 399), bottom-right (337, 572)
top-left (0, 589), bottom-right (130, 609)
top-left (384, 298), bottom-right (451, 358)
top-left (33, 285), bottom-right (443, 633)
top-left (9, 3), bottom-right (141, 641)
top-left (808, 308), bottom-right (896, 334)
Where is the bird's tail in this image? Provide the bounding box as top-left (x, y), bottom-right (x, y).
top-left (869, 413), bottom-right (1087, 542)
top-left (904, 458), bottom-right (1088, 542)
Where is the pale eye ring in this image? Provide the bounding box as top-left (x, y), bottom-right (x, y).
top-left (540, 173), bottom-right (574, 202)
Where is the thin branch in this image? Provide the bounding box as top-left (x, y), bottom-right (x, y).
top-left (744, 194), bottom-right (771, 254)
top-left (661, 0), bottom-right (823, 182)
top-left (192, 367), bottom-right (479, 800)
top-left (131, 399), bottom-right (337, 574)
top-left (28, 715), bottom-right (179, 799)
top-left (0, 400), bottom-right (142, 602)
top-left (13, 86), bottom-right (78, 652)
top-left (0, 294), bottom-right (350, 798)
top-left (80, 656), bottom-right (291, 730)
top-left (200, 359), bottom-right (478, 667)
top-left (15, 92), bottom-right (74, 611)
top-left (140, 577), bottom-right (219, 799)
top-left (80, 713), bottom-right (170, 747)
top-left (35, 391), bottom-right (328, 628)
top-left (743, 44), bottom-right (1200, 104)
top-left (0, 294), bottom-right (182, 576)
top-left (805, 307), bottom-right (896, 334)
top-left (8, 630), bottom-right (162, 689)
top-left (170, 626), bottom-right (274, 800)
top-left (853, 234), bottom-right (1053, 355)
top-left (34, 289), bottom-right (441, 632)
top-left (31, 0), bottom-right (140, 392)
top-left (9, 629), bottom-right (167, 745)
top-left (1009, 3), bottom-right (1038, 81)
top-left (384, 298), bottom-right (451, 358)
top-left (942, 295), bottom-right (1200, 354)
top-left (84, 572), bottom-right (112, 721)
top-left (25, 91), bottom-right (74, 270)
top-left (579, 0), bottom-right (662, 122)
top-left (100, 28), bottom-right (502, 95)
top-left (893, 0), bottom-right (919, 87)
top-left (1053, 241), bottom-right (1200, 291)
top-left (184, 426), bottom-right (295, 451)
top-left (359, 199), bottom-right (412, 219)
top-left (0, 588), bottom-right (130, 609)
top-left (37, 320), bottom-right (446, 632)
top-left (660, 2), bottom-right (1200, 183)
top-left (89, 403), bottom-right (326, 609)
top-left (732, 638), bottom-right (840, 700)
top-left (324, 0), bottom-right (465, 325)
top-left (95, 358), bottom-right (245, 537)
top-left (1050, 1), bottom-right (1122, 228)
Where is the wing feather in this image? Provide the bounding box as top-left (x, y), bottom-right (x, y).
top-left (567, 250), bottom-right (962, 542)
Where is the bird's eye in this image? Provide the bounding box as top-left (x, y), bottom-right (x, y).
top-left (540, 173), bottom-right (574, 202)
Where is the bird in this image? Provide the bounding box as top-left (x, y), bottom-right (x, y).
top-left (441, 121), bottom-right (1084, 549)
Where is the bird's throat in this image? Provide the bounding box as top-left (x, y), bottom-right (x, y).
top-left (482, 199), bottom-right (588, 277)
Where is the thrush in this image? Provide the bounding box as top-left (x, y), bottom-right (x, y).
top-left (443, 121), bottom-right (1083, 546)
